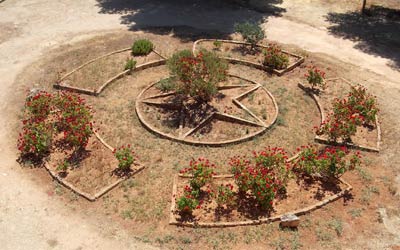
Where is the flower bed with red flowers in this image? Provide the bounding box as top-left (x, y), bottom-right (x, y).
top-left (306, 78), bottom-right (380, 151)
top-left (172, 146), bottom-right (355, 225)
top-left (17, 91), bottom-right (142, 197)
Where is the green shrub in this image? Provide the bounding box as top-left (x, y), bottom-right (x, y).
top-left (114, 145), bottom-right (137, 171)
top-left (167, 49), bottom-right (228, 102)
top-left (234, 22), bottom-right (265, 50)
top-left (124, 58), bottom-right (137, 71)
top-left (131, 39), bottom-right (154, 56)
top-left (155, 78), bottom-right (176, 92)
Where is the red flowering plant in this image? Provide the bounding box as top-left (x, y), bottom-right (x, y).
top-left (262, 44), bottom-right (289, 70)
top-left (113, 144), bottom-right (137, 171)
top-left (230, 147), bottom-right (291, 209)
top-left (214, 183), bottom-right (236, 208)
top-left (316, 85), bottom-right (378, 142)
top-left (347, 85), bottom-right (378, 126)
top-left (294, 145), bottom-right (361, 178)
top-left (24, 91), bottom-right (53, 120)
top-left (167, 49), bottom-right (228, 103)
top-left (54, 92), bottom-right (93, 150)
top-left (305, 66), bottom-right (326, 91)
top-left (176, 185), bottom-right (201, 215)
top-left (180, 158), bottom-right (216, 197)
top-left (316, 112), bottom-right (359, 142)
top-left (17, 120), bottom-right (52, 159)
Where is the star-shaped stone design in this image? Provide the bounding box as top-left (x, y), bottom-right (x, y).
top-left (136, 75), bottom-right (277, 143)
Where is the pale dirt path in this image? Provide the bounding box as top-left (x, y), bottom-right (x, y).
top-left (0, 0), bottom-right (399, 249)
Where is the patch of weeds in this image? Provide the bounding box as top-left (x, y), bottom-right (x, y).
top-left (348, 208), bottom-right (363, 218)
top-left (247, 92), bottom-right (255, 103)
top-left (275, 116), bottom-right (286, 127)
top-left (316, 226), bottom-right (334, 243)
top-left (179, 236), bottom-right (192, 244)
top-left (356, 166), bottom-right (372, 182)
top-left (244, 227), bottom-right (264, 244)
top-left (53, 182), bottom-right (64, 196)
top-left (134, 235), bottom-right (152, 244)
top-left (276, 87), bottom-right (288, 96)
top-left (361, 186), bottom-right (380, 205)
top-left (328, 218), bottom-right (343, 236)
top-left (121, 209), bottom-right (133, 220)
top-left (270, 236), bottom-right (286, 250)
top-left (300, 216), bottom-right (312, 228)
top-left (290, 231), bottom-right (302, 250)
top-left (121, 179), bottom-right (136, 192)
top-left (155, 235), bottom-right (175, 245)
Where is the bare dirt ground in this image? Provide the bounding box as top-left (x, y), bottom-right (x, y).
top-left (1, 0), bottom-right (399, 249)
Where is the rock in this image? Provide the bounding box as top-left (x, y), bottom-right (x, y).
top-left (280, 214), bottom-right (300, 228)
top-left (28, 87), bottom-right (44, 99)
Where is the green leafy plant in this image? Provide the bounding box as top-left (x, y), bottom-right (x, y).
top-left (263, 44), bottom-right (289, 70)
top-left (234, 22), bottom-right (265, 50)
top-left (176, 185), bottom-right (200, 214)
top-left (114, 144), bottom-right (137, 171)
top-left (305, 66), bottom-right (326, 90)
top-left (155, 78), bottom-right (176, 92)
top-left (124, 58), bottom-right (137, 71)
top-left (180, 158), bottom-right (215, 195)
top-left (131, 39), bottom-right (154, 56)
top-left (167, 49), bottom-right (228, 102)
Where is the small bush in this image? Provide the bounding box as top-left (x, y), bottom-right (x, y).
top-left (294, 145), bottom-right (361, 178)
top-left (215, 183), bottom-right (236, 208)
top-left (54, 92), bottom-right (93, 150)
top-left (124, 58), bottom-right (137, 71)
top-left (176, 185), bottom-right (201, 214)
top-left (167, 49), bottom-right (228, 102)
top-left (114, 144), bottom-right (137, 171)
top-left (131, 39), bottom-right (154, 56)
top-left (17, 120), bottom-right (52, 159)
top-left (263, 44), bottom-right (289, 70)
top-left (155, 78), bottom-right (176, 92)
top-left (316, 85), bottom-right (378, 142)
top-left (234, 22), bottom-right (265, 49)
top-left (180, 158), bottom-right (215, 194)
top-left (305, 66), bottom-right (326, 90)
top-left (24, 91), bottom-right (53, 120)
top-left (230, 147), bottom-right (291, 209)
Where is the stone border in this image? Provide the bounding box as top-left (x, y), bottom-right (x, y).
top-left (193, 39), bottom-right (305, 76)
top-left (135, 74), bottom-right (279, 146)
top-left (298, 77), bottom-right (381, 152)
top-left (43, 131), bottom-right (145, 202)
top-left (53, 47), bottom-right (166, 96)
top-left (169, 174), bottom-right (352, 228)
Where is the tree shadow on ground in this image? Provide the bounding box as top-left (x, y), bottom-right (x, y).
top-left (325, 5), bottom-right (400, 69)
top-left (96, 0), bottom-right (285, 41)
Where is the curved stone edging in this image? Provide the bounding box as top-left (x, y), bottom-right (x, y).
top-left (54, 46), bottom-right (166, 96)
top-left (192, 39), bottom-right (305, 76)
top-left (298, 78), bottom-right (381, 152)
top-left (43, 132), bottom-right (145, 201)
top-left (135, 74), bottom-right (279, 146)
top-left (53, 59), bottom-right (167, 96)
top-left (169, 174), bottom-right (352, 228)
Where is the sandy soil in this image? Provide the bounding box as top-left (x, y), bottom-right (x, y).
top-left (1, 0), bottom-right (399, 249)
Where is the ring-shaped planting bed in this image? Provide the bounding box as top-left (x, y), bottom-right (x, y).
top-left (135, 74), bottom-right (279, 146)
